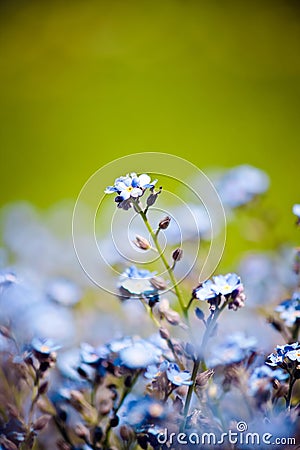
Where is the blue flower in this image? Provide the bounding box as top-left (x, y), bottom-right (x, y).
top-left (212, 273), bottom-right (241, 296)
top-left (166, 363), bottom-right (193, 386)
top-left (276, 293), bottom-right (300, 327)
top-left (46, 278), bottom-right (82, 307)
top-left (194, 273), bottom-right (243, 301)
top-left (105, 173), bottom-right (157, 207)
top-left (193, 279), bottom-right (217, 301)
top-left (125, 396), bottom-right (166, 428)
top-left (118, 265), bottom-right (160, 299)
top-left (266, 342), bottom-right (299, 367)
top-left (285, 347), bottom-right (300, 362)
top-left (293, 204), bottom-right (300, 219)
top-left (217, 165), bottom-right (269, 208)
top-left (208, 333), bottom-right (257, 367)
top-left (118, 339), bottom-right (162, 369)
top-left (31, 337), bottom-right (61, 356)
top-left (144, 360), bottom-right (169, 380)
top-left (80, 342), bottom-right (110, 365)
top-left (249, 365), bottom-right (288, 396)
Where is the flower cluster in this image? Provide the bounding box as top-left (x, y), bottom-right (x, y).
top-left (266, 342), bottom-right (300, 367)
top-left (105, 172), bottom-right (157, 209)
top-left (0, 170), bottom-right (298, 449)
top-left (193, 273), bottom-right (246, 310)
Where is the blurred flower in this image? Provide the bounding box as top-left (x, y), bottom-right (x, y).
top-left (124, 397), bottom-right (166, 428)
top-left (118, 265), bottom-right (164, 306)
top-left (249, 365), bottom-right (288, 396)
top-left (166, 363), bottom-right (193, 386)
top-left (238, 251), bottom-right (297, 306)
top-left (208, 333), bottom-right (257, 367)
top-left (31, 337), bottom-right (61, 356)
top-left (80, 342), bottom-right (110, 365)
top-left (293, 204), bottom-right (300, 219)
top-left (46, 278), bottom-right (82, 307)
top-left (144, 360), bottom-right (169, 380)
top-left (0, 270), bottom-right (18, 294)
top-left (118, 339), bottom-right (162, 369)
top-left (276, 292), bottom-right (300, 327)
top-left (105, 173), bottom-right (157, 208)
top-left (217, 165), bottom-right (269, 208)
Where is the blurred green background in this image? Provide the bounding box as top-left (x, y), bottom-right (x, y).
top-left (0, 0), bottom-right (299, 256)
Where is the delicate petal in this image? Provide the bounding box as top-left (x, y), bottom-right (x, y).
top-left (138, 174), bottom-right (151, 187)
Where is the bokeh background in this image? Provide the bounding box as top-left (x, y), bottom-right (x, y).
top-left (0, 0), bottom-right (299, 263)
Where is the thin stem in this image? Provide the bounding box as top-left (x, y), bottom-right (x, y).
top-left (180, 299), bottom-right (229, 431)
top-left (136, 205), bottom-right (187, 318)
top-left (286, 375), bottom-right (296, 410)
top-left (103, 371), bottom-right (140, 447)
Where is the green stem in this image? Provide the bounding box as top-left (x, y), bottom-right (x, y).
top-left (180, 299), bottom-right (229, 431)
top-left (137, 205), bottom-right (187, 319)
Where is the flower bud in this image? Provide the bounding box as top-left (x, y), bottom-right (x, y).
top-left (150, 276), bottom-right (167, 291)
top-left (159, 327), bottom-right (170, 340)
top-left (196, 369), bottom-right (214, 388)
top-left (133, 235), bottom-right (151, 250)
top-left (120, 425), bottom-right (134, 442)
top-left (159, 216), bottom-right (171, 230)
top-left (32, 415), bottom-right (51, 431)
top-left (172, 248), bottom-right (183, 262)
top-left (75, 423), bottom-right (90, 440)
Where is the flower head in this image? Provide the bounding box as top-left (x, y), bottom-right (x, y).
top-left (293, 204), bottom-right (300, 219)
top-left (266, 342), bottom-right (300, 367)
top-left (46, 278), bottom-right (82, 307)
top-left (166, 363), bottom-right (193, 386)
top-left (249, 365), bottom-right (288, 396)
top-left (193, 273), bottom-right (244, 310)
top-left (80, 342), bottom-right (110, 365)
top-left (217, 165), bottom-right (269, 208)
top-left (208, 333), bottom-right (257, 367)
top-left (276, 293), bottom-right (300, 327)
top-left (105, 173), bottom-right (157, 209)
top-left (31, 337), bottom-right (61, 356)
top-left (118, 265), bottom-right (164, 306)
top-left (118, 339), bottom-right (162, 369)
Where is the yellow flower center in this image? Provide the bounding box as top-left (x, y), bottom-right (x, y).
top-left (40, 345), bottom-right (50, 353)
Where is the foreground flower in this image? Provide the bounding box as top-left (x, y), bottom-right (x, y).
top-left (266, 342), bottom-right (299, 367)
top-left (166, 363), bottom-right (193, 386)
top-left (105, 172), bottom-right (157, 208)
top-left (193, 273), bottom-right (245, 310)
